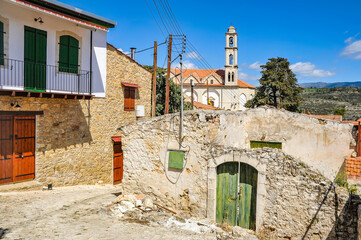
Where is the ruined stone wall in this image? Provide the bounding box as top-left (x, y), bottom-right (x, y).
top-left (120, 109), bottom-right (356, 238)
top-left (0, 44), bottom-right (151, 186)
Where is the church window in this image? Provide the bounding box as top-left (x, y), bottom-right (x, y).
top-left (229, 37), bottom-right (233, 47)
top-left (232, 72), bottom-right (234, 82)
top-left (229, 54), bottom-right (233, 65)
top-left (228, 73), bottom-right (231, 82)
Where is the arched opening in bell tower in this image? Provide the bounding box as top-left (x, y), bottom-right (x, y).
top-left (229, 54), bottom-right (234, 65)
top-left (229, 37), bottom-right (234, 47)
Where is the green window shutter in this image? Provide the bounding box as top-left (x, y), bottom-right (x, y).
top-left (250, 140), bottom-right (282, 149)
top-left (59, 35), bottom-right (69, 72)
top-left (0, 21), bottom-right (3, 65)
top-left (59, 35), bottom-right (79, 73)
top-left (168, 150), bottom-right (184, 169)
top-left (68, 36), bottom-right (79, 73)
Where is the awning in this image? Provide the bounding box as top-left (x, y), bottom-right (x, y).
top-left (122, 82), bottom-right (140, 88)
top-left (111, 136), bottom-right (121, 143)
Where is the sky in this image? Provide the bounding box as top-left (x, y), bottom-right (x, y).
top-left (61, 0), bottom-right (361, 86)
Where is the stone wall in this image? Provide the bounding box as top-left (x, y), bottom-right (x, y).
top-left (120, 108), bottom-right (357, 238)
top-left (0, 43), bottom-right (151, 186)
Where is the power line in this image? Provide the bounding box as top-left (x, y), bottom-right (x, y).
top-left (144, 0), bottom-right (166, 38)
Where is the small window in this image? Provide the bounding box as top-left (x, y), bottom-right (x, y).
top-left (228, 72), bottom-right (231, 82)
top-left (211, 79), bottom-right (213, 84)
top-left (124, 87), bottom-right (135, 111)
top-left (0, 21), bottom-right (4, 65)
top-left (59, 35), bottom-right (79, 73)
top-left (232, 72), bottom-right (234, 82)
top-left (250, 141), bottom-right (282, 149)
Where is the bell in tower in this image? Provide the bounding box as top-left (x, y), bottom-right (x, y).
top-left (225, 26), bottom-right (238, 86)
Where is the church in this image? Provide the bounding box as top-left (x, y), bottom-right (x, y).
top-left (171, 26), bottom-right (256, 110)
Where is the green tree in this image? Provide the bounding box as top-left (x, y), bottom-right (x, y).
top-left (245, 57), bottom-right (303, 112)
top-left (145, 66), bottom-right (192, 116)
top-left (333, 107), bottom-right (346, 116)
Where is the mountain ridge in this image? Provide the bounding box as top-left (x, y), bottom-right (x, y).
top-left (300, 81), bottom-right (361, 88)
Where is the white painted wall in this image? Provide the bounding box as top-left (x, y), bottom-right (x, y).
top-left (0, 0), bottom-right (107, 97)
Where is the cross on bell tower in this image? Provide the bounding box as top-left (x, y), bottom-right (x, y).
top-left (225, 26), bottom-right (238, 85)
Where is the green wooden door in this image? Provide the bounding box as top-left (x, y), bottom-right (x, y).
top-left (238, 163), bottom-right (258, 230)
top-left (216, 162), bottom-right (239, 226)
top-left (24, 26), bottom-right (47, 91)
top-left (216, 162), bottom-right (258, 230)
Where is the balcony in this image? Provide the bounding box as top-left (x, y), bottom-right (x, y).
top-left (0, 58), bottom-right (92, 99)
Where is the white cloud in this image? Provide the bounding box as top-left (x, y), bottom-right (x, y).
top-left (172, 60), bottom-right (198, 69)
top-left (238, 72), bottom-right (260, 81)
top-left (118, 48), bottom-right (130, 55)
top-left (341, 40), bottom-right (361, 59)
top-left (290, 62), bottom-right (335, 77)
top-left (345, 37), bottom-right (355, 44)
top-left (186, 51), bottom-right (200, 60)
top-left (248, 61), bottom-right (262, 71)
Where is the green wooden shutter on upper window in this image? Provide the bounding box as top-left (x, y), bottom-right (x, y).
top-left (59, 35), bottom-right (79, 73)
top-left (0, 21), bottom-right (4, 65)
top-left (68, 37), bottom-right (79, 73)
top-left (59, 35), bottom-right (69, 72)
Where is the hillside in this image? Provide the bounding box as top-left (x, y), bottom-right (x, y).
top-left (300, 87), bottom-right (361, 121)
top-left (300, 81), bottom-right (361, 88)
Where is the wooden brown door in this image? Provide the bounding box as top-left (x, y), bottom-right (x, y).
top-left (13, 116), bottom-right (36, 182)
top-left (0, 115), bottom-right (36, 184)
top-left (113, 142), bottom-right (123, 184)
top-left (0, 116), bottom-right (13, 185)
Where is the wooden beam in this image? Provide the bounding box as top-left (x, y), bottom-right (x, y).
top-left (152, 41), bottom-right (158, 118)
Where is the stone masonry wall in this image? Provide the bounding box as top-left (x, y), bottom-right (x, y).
top-left (0, 43), bottom-right (151, 186)
top-left (120, 109), bottom-right (357, 239)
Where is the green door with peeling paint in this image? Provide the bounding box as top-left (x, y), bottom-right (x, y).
top-left (216, 162), bottom-right (258, 230)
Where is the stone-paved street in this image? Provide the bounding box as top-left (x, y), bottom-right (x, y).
top-left (0, 185), bottom-right (218, 240)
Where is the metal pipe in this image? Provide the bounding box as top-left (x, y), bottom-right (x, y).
top-left (130, 48), bottom-right (136, 60)
top-left (89, 30), bottom-right (93, 95)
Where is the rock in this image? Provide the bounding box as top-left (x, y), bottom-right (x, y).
top-left (144, 198), bottom-right (154, 209)
top-left (135, 199), bottom-right (143, 207)
top-left (117, 205), bottom-right (128, 213)
top-left (232, 226), bottom-right (249, 237)
top-left (116, 194), bottom-right (137, 202)
top-left (120, 201), bottom-right (135, 211)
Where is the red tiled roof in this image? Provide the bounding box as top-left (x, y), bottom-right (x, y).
top-left (111, 136), bottom-right (121, 142)
top-left (122, 82), bottom-right (140, 88)
top-left (192, 101), bottom-right (219, 110)
top-left (171, 69), bottom-right (255, 89)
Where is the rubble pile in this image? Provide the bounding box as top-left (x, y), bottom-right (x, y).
top-left (99, 194), bottom-right (259, 239)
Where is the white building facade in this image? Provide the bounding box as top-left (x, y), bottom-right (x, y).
top-left (172, 26), bottom-right (255, 111)
top-left (0, 0), bottom-right (116, 98)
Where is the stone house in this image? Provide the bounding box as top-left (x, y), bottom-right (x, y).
top-left (120, 108), bottom-right (360, 239)
top-left (171, 26), bottom-right (256, 111)
top-left (0, 0), bottom-right (152, 186)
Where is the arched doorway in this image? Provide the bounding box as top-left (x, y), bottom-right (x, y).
top-left (216, 162), bottom-right (258, 230)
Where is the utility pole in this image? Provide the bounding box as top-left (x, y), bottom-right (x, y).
top-left (207, 79), bottom-right (209, 105)
top-left (165, 35), bottom-right (172, 114)
top-left (179, 35), bottom-right (186, 141)
top-left (190, 79), bottom-right (194, 110)
top-left (151, 41), bottom-right (157, 117)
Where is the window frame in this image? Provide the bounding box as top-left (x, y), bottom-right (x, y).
top-left (0, 20), bottom-right (4, 66)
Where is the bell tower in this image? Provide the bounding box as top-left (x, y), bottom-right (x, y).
top-left (225, 26), bottom-right (238, 85)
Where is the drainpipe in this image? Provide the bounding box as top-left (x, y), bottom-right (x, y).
top-left (89, 30), bottom-right (93, 95)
